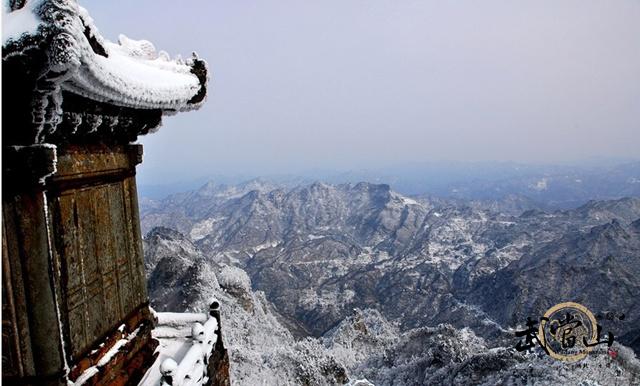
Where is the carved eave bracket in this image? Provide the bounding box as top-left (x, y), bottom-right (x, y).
top-left (52, 92), bottom-right (163, 145)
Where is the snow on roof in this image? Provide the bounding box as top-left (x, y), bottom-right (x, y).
top-left (3, 0), bottom-right (208, 113)
top-left (2, 0), bottom-right (42, 45)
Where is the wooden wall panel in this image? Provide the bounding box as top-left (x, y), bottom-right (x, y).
top-left (94, 185), bottom-right (121, 330)
top-left (123, 176), bottom-right (148, 306)
top-left (46, 145), bottom-right (150, 361)
top-left (2, 190), bottom-right (65, 383)
top-left (2, 139), bottom-right (156, 385)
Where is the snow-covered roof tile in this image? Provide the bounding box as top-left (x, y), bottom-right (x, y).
top-left (3, 0), bottom-right (208, 144)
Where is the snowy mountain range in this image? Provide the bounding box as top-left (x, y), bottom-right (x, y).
top-left (140, 180), bottom-right (640, 384)
top-left (138, 160), bottom-right (640, 207)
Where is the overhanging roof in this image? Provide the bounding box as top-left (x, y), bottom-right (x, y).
top-left (2, 0), bottom-right (208, 144)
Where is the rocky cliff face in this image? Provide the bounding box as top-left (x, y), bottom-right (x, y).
top-left (144, 227), bottom-right (640, 385)
top-left (144, 227), bottom-right (349, 385)
top-left (463, 218), bottom-right (640, 352)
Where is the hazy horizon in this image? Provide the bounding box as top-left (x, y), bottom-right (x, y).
top-left (83, 0), bottom-right (640, 186)
top-left (135, 158), bottom-right (640, 200)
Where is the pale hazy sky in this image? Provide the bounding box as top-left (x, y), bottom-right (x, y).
top-left (83, 0), bottom-right (640, 184)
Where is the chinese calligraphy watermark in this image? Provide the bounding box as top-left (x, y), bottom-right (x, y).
top-left (515, 302), bottom-right (617, 361)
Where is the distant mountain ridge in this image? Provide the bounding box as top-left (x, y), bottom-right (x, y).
top-left (139, 160), bottom-right (640, 207)
top-left (140, 180), bottom-right (640, 355)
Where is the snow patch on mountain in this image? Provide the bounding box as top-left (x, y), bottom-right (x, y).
top-left (190, 217), bottom-right (226, 241)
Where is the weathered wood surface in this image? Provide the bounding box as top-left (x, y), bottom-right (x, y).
top-left (46, 145), bottom-right (148, 362)
top-left (2, 146), bottom-right (65, 386)
top-left (2, 144), bottom-right (157, 385)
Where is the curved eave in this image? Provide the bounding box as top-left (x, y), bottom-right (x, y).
top-left (60, 43), bottom-right (207, 113)
top-left (3, 0), bottom-right (209, 114)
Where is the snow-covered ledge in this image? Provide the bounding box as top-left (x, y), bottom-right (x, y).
top-left (140, 301), bottom-right (225, 386)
